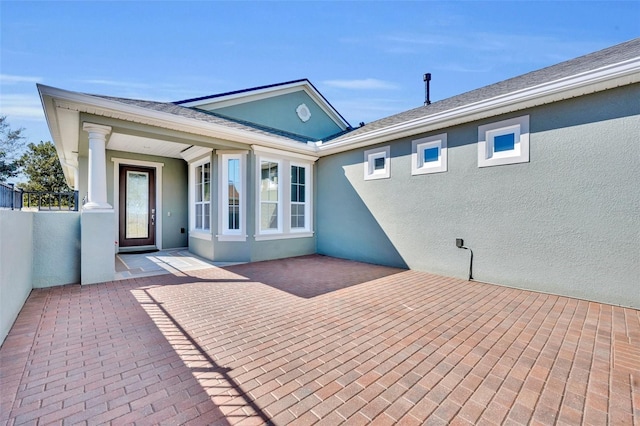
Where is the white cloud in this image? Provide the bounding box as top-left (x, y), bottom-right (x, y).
top-left (323, 78), bottom-right (398, 90)
top-left (0, 94), bottom-right (45, 120)
top-left (77, 78), bottom-right (221, 102)
top-left (79, 79), bottom-right (153, 89)
top-left (0, 74), bottom-right (42, 85)
top-left (436, 63), bottom-right (493, 73)
top-left (331, 97), bottom-right (413, 124)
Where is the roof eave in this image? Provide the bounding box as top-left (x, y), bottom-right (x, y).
top-left (38, 84), bottom-right (79, 188)
top-left (318, 57), bottom-right (640, 156)
top-left (37, 85), bottom-right (320, 163)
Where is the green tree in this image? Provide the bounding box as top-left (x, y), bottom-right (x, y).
top-left (0, 116), bottom-right (26, 182)
top-left (17, 141), bottom-right (71, 192)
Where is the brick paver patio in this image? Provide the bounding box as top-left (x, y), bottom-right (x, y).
top-left (1, 255), bottom-right (638, 425)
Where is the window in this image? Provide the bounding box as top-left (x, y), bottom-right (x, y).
top-left (218, 151), bottom-right (247, 241)
top-left (228, 159), bottom-right (240, 229)
top-left (364, 146), bottom-right (390, 180)
top-left (254, 147), bottom-right (315, 240)
top-left (412, 133), bottom-right (447, 175)
top-left (290, 164), bottom-right (309, 231)
top-left (260, 160), bottom-right (280, 233)
top-left (193, 159), bottom-right (211, 232)
top-left (478, 115), bottom-right (529, 167)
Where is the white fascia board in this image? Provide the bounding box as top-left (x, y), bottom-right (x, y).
top-left (38, 85), bottom-right (79, 187)
top-left (37, 84), bottom-right (320, 158)
top-left (252, 145), bottom-right (319, 162)
top-left (301, 84), bottom-right (351, 130)
top-left (318, 57), bottom-right (640, 156)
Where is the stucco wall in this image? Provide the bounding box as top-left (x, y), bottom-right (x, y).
top-left (317, 85), bottom-right (640, 308)
top-left (32, 212), bottom-right (80, 288)
top-left (0, 210), bottom-right (34, 344)
top-left (189, 236), bottom-right (214, 260)
top-left (1, 210), bottom-right (84, 343)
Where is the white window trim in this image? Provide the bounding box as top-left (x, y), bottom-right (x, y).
top-left (254, 151), bottom-right (315, 241)
top-left (290, 161), bottom-right (313, 234)
top-left (189, 156), bottom-right (212, 241)
top-left (412, 133), bottom-right (447, 175)
top-left (478, 115), bottom-right (529, 167)
top-left (217, 151), bottom-right (247, 242)
top-left (364, 146), bottom-right (390, 180)
top-left (111, 157), bottom-right (164, 251)
top-left (256, 156), bottom-right (283, 236)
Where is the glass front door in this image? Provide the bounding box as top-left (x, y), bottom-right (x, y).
top-left (119, 165), bottom-right (156, 248)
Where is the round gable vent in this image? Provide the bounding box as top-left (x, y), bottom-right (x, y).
top-left (296, 103), bottom-right (311, 122)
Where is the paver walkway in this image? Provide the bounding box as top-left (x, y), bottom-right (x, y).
top-left (1, 255), bottom-right (638, 425)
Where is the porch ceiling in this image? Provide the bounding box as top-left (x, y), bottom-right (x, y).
top-left (107, 132), bottom-right (190, 159)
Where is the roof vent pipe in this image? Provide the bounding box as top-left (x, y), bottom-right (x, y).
top-left (423, 73), bottom-right (432, 105)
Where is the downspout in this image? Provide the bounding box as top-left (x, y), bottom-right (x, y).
top-left (60, 159), bottom-right (79, 191)
top-left (60, 159), bottom-right (80, 210)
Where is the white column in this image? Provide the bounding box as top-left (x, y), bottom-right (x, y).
top-left (82, 123), bottom-right (112, 210)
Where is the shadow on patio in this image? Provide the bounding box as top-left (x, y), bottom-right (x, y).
top-left (223, 254), bottom-right (406, 298)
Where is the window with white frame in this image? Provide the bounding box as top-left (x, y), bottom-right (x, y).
top-left (218, 151), bottom-right (246, 241)
top-left (412, 133), bottom-right (447, 175)
top-left (193, 159), bottom-right (211, 232)
top-left (364, 146), bottom-right (390, 180)
top-left (478, 115), bottom-right (529, 167)
top-left (290, 164), bottom-right (309, 231)
top-left (254, 147), bottom-right (315, 240)
top-left (259, 159), bottom-right (280, 233)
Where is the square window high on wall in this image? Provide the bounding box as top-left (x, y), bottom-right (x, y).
top-left (478, 115), bottom-right (529, 167)
top-left (364, 146), bottom-right (390, 180)
top-left (412, 133), bottom-right (447, 175)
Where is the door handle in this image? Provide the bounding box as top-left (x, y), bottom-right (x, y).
top-left (151, 209), bottom-right (155, 226)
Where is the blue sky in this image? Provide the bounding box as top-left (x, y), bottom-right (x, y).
top-left (1, 1), bottom-right (638, 143)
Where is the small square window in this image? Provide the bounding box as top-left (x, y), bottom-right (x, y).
top-left (364, 146), bottom-right (390, 180)
top-left (494, 133), bottom-right (515, 152)
top-left (374, 157), bottom-right (385, 170)
top-left (478, 115), bottom-right (529, 167)
top-left (424, 147), bottom-right (439, 163)
top-left (412, 133), bottom-right (447, 175)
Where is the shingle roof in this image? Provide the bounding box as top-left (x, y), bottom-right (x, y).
top-left (89, 38), bottom-right (638, 146)
top-left (326, 38), bottom-right (640, 143)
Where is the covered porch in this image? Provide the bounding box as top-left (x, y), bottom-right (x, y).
top-left (38, 83), bottom-right (325, 285)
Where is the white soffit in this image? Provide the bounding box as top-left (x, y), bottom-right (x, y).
top-left (181, 145), bottom-right (213, 162)
top-left (107, 133), bottom-right (190, 159)
top-left (55, 107), bottom-right (80, 165)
